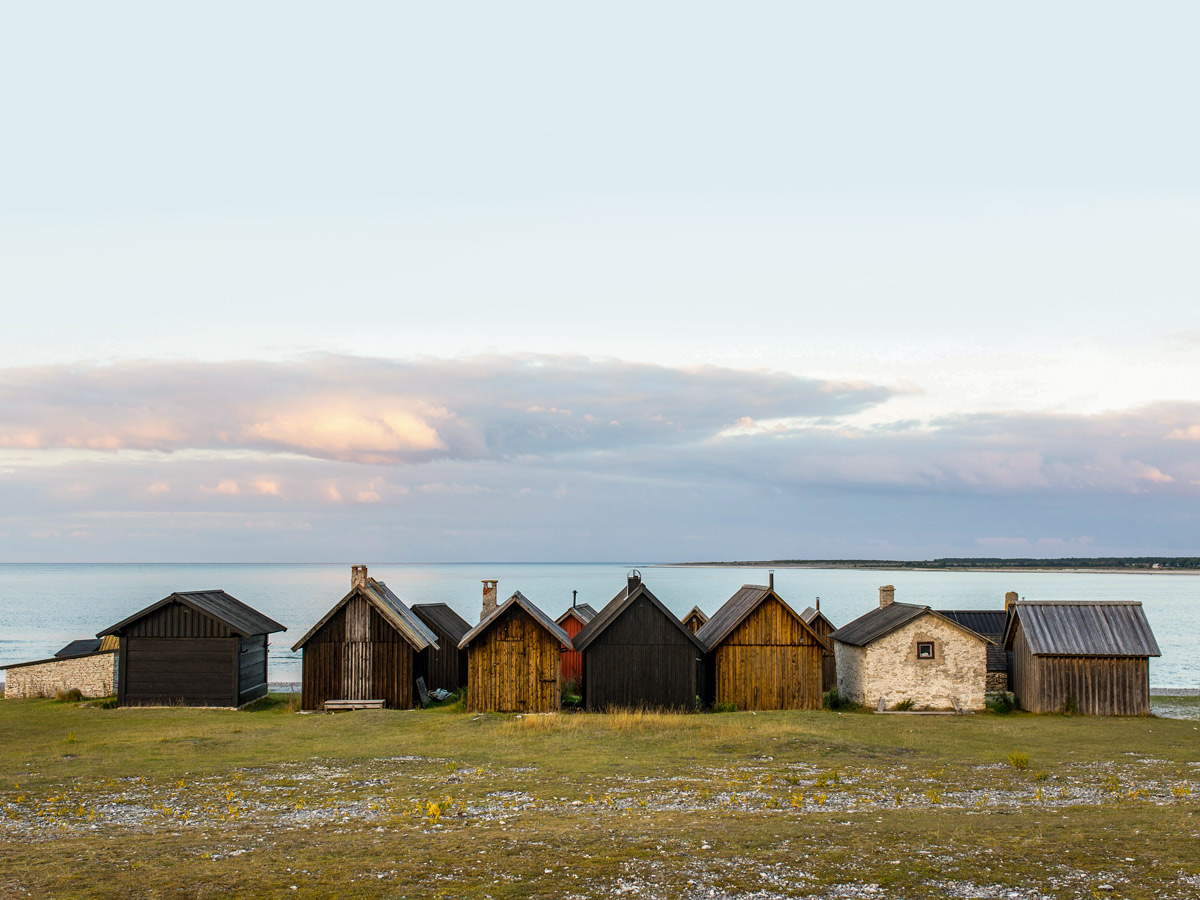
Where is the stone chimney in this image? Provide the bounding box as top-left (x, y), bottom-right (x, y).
top-left (351, 565), bottom-right (368, 589)
top-left (879, 585), bottom-right (895, 608)
top-left (1005, 590), bottom-right (1019, 612)
top-left (627, 568), bottom-right (642, 595)
top-left (481, 580), bottom-right (499, 619)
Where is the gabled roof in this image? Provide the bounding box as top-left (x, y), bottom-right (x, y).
top-left (937, 609), bottom-right (1007, 641)
top-left (458, 591), bottom-right (572, 650)
top-left (1003, 601), bottom-right (1160, 657)
top-left (56, 638), bottom-right (103, 658)
top-left (556, 603), bottom-right (598, 628)
top-left (830, 602), bottom-right (992, 648)
top-left (800, 606), bottom-right (837, 632)
top-left (291, 579), bottom-right (437, 652)
top-left (696, 584), bottom-right (831, 652)
top-left (101, 590), bottom-right (285, 639)
top-left (572, 581), bottom-right (706, 653)
top-left (682, 606), bottom-right (708, 626)
top-left (411, 603), bottom-right (472, 644)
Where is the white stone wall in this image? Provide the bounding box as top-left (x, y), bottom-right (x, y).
top-left (2, 653), bottom-right (118, 700)
top-left (834, 614), bottom-right (987, 711)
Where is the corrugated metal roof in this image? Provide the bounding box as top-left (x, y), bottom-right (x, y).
top-left (101, 590), bottom-right (285, 639)
top-left (290, 581), bottom-right (437, 652)
top-left (1004, 601), bottom-right (1161, 657)
top-left (830, 602), bottom-right (992, 648)
top-left (55, 639), bottom-right (102, 658)
top-left (372, 581), bottom-right (440, 648)
top-left (411, 603), bottom-right (472, 643)
top-left (556, 603), bottom-right (598, 627)
top-left (573, 581), bottom-right (706, 653)
top-left (458, 591), bottom-right (573, 650)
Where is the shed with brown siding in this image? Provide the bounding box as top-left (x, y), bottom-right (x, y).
top-left (682, 607), bottom-right (708, 634)
top-left (699, 585), bottom-right (829, 710)
top-left (1003, 601), bottom-right (1160, 716)
top-left (458, 592), bottom-right (570, 713)
top-left (100, 591), bottom-right (284, 708)
top-left (572, 572), bottom-right (706, 711)
top-left (292, 566), bottom-right (438, 710)
top-left (800, 605), bottom-right (838, 694)
top-left (556, 602), bottom-right (598, 685)
top-left (411, 603), bottom-right (471, 692)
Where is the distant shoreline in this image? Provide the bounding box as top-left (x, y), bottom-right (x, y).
top-left (658, 562), bottom-right (1200, 575)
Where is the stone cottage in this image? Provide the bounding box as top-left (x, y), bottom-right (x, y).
top-left (830, 586), bottom-right (992, 711)
top-left (2, 636), bottom-right (119, 699)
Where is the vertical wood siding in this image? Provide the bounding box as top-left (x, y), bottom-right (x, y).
top-left (805, 615), bottom-right (837, 693)
top-left (123, 601), bottom-right (232, 638)
top-left (712, 598), bottom-right (823, 710)
top-left (583, 597), bottom-right (700, 710)
top-left (466, 605), bottom-right (561, 713)
top-left (559, 616), bottom-right (585, 684)
top-left (414, 622), bottom-right (467, 692)
top-left (121, 636), bottom-right (238, 707)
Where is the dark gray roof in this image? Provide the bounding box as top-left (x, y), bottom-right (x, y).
top-left (682, 606), bottom-right (708, 625)
top-left (800, 606), bottom-right (836, 632)
top-left (411, 603), bottom-right (472, 643)
top-left (291, 580), bottom-right (437, 652)
top-left (695, 585), bottom-right (829, 651)
top-left (830, 602), bottom-right (992, 648)
top-left (458, 591), bottom-right (573, 650)
top-left (938, 610), bottom-right (1009, 673)
top-left (56, 639), bottom-right (102, 658)
top-left (101, 590), bottom-right (285, 639)
top-left (1004, 601), bottom-right (1161, 657)
top-left (557, 603), bottom-right (598, 627)
top-left (573, 582), bottom-right (706, 653)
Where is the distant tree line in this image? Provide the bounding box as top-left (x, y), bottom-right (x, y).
top-left (695, 557), bottom-right (1200, 569)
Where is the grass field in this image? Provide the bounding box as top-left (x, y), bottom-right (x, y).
top-left (1, 697), bottom-right (1198, 899)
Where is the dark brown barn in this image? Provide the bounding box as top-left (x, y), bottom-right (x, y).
top-left (458, 591), bottom-right (570, 713)
top-left (411, 603), bottom-right (470, 692)
top-left (572, 571), bottom-right (705, 711)
top-left (682, 607), bottom-right (708, 634)
top-left (99, 590), bottom-right (284, 708)
top-left (699, 581), bottom-right (829, 710)
top-left (291, 566), bottom-right (438, 710)
top-left (800, 604), bottom-right (837, 694)
top-left (1004, 600), bottom-right (1160, 716)
top-left (556, 601), bottom-right (598, 685)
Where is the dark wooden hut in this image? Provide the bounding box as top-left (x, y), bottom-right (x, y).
top-left (291, 566), bottom-right (438, 711)
top-left (682, 606), bottom-right (708, 634)
top-left (556, 601), bottom-right (598, 685)
top-left (458, 591), bottom-right (570, 713)
top-left (699, 580), bottom-right (830, 710)
top-left (572, 571), bottom-right (705, 711)
top-left (99, 590), bottom-right (284, 708)
top-left (411, 603), bottom-right (470, 692)
top-left (1003, 600), bottom-right (1160, 715)
top-left (799, 604), bottom-right (838, 694)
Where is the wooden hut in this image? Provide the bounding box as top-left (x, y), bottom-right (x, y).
top-left (411, 603), bottom-right (470, 692)
top-left (555, 600), bottom-right (598, 685)
top-left (682, 606), bottom-right (708, 634)
top-left (99, 590), bottom-right (284, 708)
top-left (291, 566), bottom-right (438, 711)
top-left (572, 571), bottom-right (705, 711)
top-left (458, 591), bottom-right (570, 713)
top-left (699, 578), bottom-right (830, 710)
top-left (799, 605), bottom-right (838, 694)
top-left (1003, 600), bottom-right (1160, 715)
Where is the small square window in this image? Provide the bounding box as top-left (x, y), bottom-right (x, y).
top-left (917, 642), bottom-right (934, 660)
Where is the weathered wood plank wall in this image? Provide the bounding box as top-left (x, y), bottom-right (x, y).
top-left (583, 598), bottom-right (700, 710)
top-left (466, 605), bottom-right (560, 713)
top-left (712, 598), bottom-right (823, 710)
top-left (299, 598), bottom-right (415, 710)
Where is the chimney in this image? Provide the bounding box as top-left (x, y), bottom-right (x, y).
top-left (1005, 590), bottom-right (1019, 612)
top-left (572, 589), bottom-right (577, 609)
top-left (768, 570), bottom-right (775, 591)
top-left (481, 580), bottom-right (499, 619)
top-left (627, 568), bottom-right (642, 595)
top-left (815, 596), bottom-right (820, 611)
top-left (351, 564), bottom-right (368, 589)
top-left (879, 585), bottom-right (895, 608)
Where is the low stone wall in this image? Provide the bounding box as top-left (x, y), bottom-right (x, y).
top-left (2, 652), bottom-right (118, 699)
top-left (986, 671), bottom-right (1009, 693)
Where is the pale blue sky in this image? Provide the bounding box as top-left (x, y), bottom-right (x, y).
top-left (1, 3), bottom-right (1198, 560)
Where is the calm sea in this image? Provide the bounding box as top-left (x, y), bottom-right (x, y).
top-left (0, 563), bottom-right (1196, 689)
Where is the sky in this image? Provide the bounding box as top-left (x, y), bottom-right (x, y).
top-left (1, 2), bottom-right (1199, 562)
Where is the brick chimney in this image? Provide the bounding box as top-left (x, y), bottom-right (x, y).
top-left (481, 580), bottom-right (499, 619)
top-left (351, 565), bottom-right (368, 589)
top-left (1005, 590), bottom-right (1019, 612)
top-left (879, 585), bottom-right (895, 608)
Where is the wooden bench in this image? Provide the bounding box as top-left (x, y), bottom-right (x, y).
top-left (323, 699), bottom-right (385, 712)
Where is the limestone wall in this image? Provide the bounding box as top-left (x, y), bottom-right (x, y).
top-left (835, 614), bottom-right (987, 711)
top-left (3, 653), bottom-right (118, 700)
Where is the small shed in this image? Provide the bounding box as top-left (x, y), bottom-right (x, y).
top-left (830, 586), bottom-right (992, 711)
top-left (411, 603), bottom-right (471, 692)
top-left (458, 591), bottom-right (570, 713)
top-left (682, 607), bottom-right (708, 634)
top-left (799, 605), bottom-right (838, 694)
top-left (101, 590), bottom-right (285, 708)
top-left (572, 571), bottom-right (705, 711)
top-left (699, 580), bottom-right (830, 710)
top-left (292, 566), bottom-right (438, 710)
top-left (555, 601), bottom-right (598, 685)
top-left (1004, 601), bottom-right (1160, 715)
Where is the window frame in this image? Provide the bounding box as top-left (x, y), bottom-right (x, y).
top-left (916, 641), bottom-right (935, 660)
